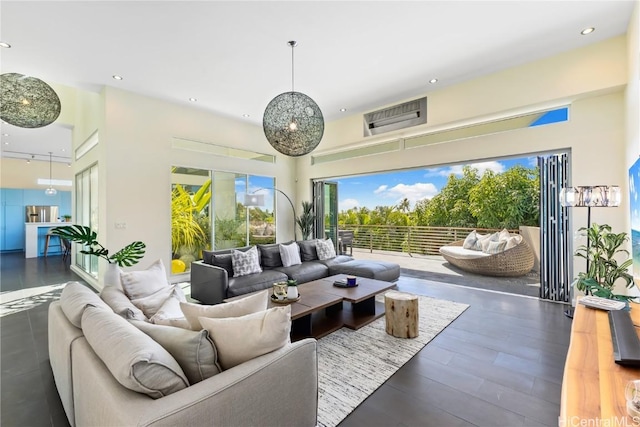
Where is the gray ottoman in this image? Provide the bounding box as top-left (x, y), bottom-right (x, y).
top-left (329, 260), bottom-right (400, 282)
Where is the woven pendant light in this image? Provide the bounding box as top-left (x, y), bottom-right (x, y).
top-left (1, 73), bottom-right (61, 128)
top-left (262, 41), bottom-right (324, 157)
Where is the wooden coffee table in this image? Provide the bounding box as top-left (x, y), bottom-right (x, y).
top-left (226, 274), bottom-right (396, 340)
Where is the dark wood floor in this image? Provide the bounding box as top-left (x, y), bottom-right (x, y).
top-left (0, 252), bottom-right (571, 427)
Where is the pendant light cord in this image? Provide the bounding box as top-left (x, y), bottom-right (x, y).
top-left (49, 152), bottom-right (52, 185)
top-left (291, 43), bottom-right (295, 92)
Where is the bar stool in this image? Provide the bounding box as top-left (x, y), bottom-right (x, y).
top-left (44, 229), bottom-right (63, 257)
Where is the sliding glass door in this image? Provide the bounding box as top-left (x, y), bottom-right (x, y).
top-left (313, 180), bottom-right (338, 246)
top-left (170, 167), bottom-right (274, 274)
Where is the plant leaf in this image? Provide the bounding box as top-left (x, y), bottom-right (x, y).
top-left (109, 241), bottom-right (146, 267)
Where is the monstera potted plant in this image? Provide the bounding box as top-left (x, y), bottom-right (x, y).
top-left (573, 223), bottom-right (635, 302)
top-left (51, 225), bottom-right (146, 267)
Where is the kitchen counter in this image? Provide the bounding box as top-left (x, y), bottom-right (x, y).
top-left (25, 222), bottom-right (69, 258)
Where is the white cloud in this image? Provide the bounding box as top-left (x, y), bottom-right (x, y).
top-left (375, 182), bottom-right (439, 205)
top-left (340, 198), bottom-right (360, 211)
top-left (374, 185), bottom-right (388, 194)
top-left (437, 161), bottom-right (506, 177)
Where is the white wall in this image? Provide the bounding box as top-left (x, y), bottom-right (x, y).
top-left (296, 35), bottom-right (630, 293)
top-left (81, 87), bottom-right (295, 287)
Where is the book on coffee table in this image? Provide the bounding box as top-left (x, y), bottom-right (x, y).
top-left (333, 279), bottom-right (358, 288)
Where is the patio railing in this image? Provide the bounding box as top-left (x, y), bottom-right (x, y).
top-left (338, 224), bottom-right (518, 256)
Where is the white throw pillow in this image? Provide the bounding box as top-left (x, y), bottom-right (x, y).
top-left (130, 284), bottom-right (176, 318)
top-left (180, 290), bottom-right (269, 330)
top-left (498, 228), bottom-right (511, 242)
top-left (316, 238), bottom-right (337, 260)
top-left (231, 246), bottom-right (262, 277)
top-left (149, 287), bottom-right (188, 326)
top-left (462, 231), bottom-right (478, 250)
top-left (279, 242), bottom-right (301, 267)
top-left (199, 305), bottom-right (292, 370)
top-left (120, 259), bottom-right (169, 300)
top-left (505, 234), bottom-right (523, 250)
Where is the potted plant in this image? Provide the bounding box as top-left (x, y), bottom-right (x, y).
top-left (51, 225), bottom-right (146, 267)
top-left (296, 201), bottom-right (315, 240)
top-left (62, 214), bottom-right (72, 222)
top-left (573, 223), bottom-right (635, 302)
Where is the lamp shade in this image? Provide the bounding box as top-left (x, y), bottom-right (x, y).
top-left (263, 91), bottom-right (324, 157)
top-left (0, 73), bottom-right (61, 128)
top-left (244, 194), bottom-right (265, 207)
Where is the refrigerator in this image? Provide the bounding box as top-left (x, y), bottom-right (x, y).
top-left (25, 206), bottom-right (59, 223)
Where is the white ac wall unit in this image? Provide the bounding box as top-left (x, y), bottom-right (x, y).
top-left (363, 97), bottom-right (427, 137)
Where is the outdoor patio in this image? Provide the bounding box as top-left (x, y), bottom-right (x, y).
top-left (348, 247), bottom-right (541, 298)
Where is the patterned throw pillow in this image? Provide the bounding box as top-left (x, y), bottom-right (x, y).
top-left (231, 246), bottom-right (262, 277)
top-left (316, 238), bottom-right (337, 260)
top-left (483, 240), bottom-right (507, 254)
top-left (279, 242), bottom-right (301, 267)
top-left (480, 232), bottom-right (500, 252)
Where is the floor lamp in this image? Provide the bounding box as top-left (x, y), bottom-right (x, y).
top-left (244, 188), bottom-right (297, 241)
top-left (559, 185), bottom-right (621, 318)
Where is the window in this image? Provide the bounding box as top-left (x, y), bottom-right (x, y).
top-left (75, 163), bottom-right (98, 276)
top-left (170, 167), bottom-right (275, 274)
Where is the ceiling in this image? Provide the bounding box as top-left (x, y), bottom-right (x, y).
top-left (0, 1), bottom-right (635, 163)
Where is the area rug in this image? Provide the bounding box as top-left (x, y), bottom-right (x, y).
top-left (316, 293), bottom-right (469, 427)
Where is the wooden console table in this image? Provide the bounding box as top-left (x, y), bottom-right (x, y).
top-left (561, 302), bottom-right (640, 426)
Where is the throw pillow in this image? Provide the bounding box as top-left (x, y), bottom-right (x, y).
top-left (480, 232), bottom-right (499, 252)
top-left (462, 231), bottom-right (479, 250)
top-left (258, 243), bottom-right (286, 268)
top-left (149, 287), bottom-right (188, 326)
top-left (180, 289), bottom-right (269, 330)
top-left (279, 242), bottom-right (301, 267)
top-left (483, 240), bottom-right (507, 254)
top-left (199, 305), bottom-right (292, 370)
top-left (212, 253), bottom-right (234, 277)
top-left (297, 239), bottom-right (319, 262)
top-left (505, 234), bottom-right (523, 250)
top-left (130, 284), bottom-right (176, 318)
top-left (316, 238), bottom-right (337, 260)
top-left (100, 285), bottom-right (147, 321)
top-left (130, 320), bottom-right (222, 384)
top-left (498, 228), bottom-right (511, 242)
top-left (60, 281), bottom-right (110, 328)
top-left (120, 259), bottom-right (169, 300)
top-left (82, 306), bottom-right (188, 398)
top-left (231, 246), bottom-right (262, 277)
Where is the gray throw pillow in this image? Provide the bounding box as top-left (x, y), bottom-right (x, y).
top-left (130, 320), bottom-right (222, 384)
top-left (100, 285), bottom-right (147, 321)
top-left (82, 306), bottom-right (189, 398)
top-left (60, 281), bottom-right (110, 328)
top-left (297, 239), bottom-right (319, 262)
top-left (257, 243), bottom-right (285, 268)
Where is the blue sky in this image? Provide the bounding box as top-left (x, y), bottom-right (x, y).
top-left (336, 156), bottom-right (537, 211)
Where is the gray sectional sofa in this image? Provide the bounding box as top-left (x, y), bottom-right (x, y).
top-left (190, 239), bottom-right (400, 305)
top-left (49, 282), bottom-right (318, 427)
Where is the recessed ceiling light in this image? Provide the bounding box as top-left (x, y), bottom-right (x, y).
top-left (429, 78), bottom-right (438, 84)
top-left (581, 27), bottom-right (595, 35)
top-left (3, 142), bottom-right (8, 145)
top-left (112, 75), bottom-right (123, 80)
top-left (340, 108), bottom-right (347, 112)
top-left (2, 133), bottom-right (9, 137)
top-left (61, 148), bottom-right (66, 152)
top-left (0, 42), bottom-right (11, 48)
top-left (67, 163), bottom-right (71, 167)
top-left (189, 97), bottom-right (197, 102)
top-left (242, 114), bottom-right (250, 118)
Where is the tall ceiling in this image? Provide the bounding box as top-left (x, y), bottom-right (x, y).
top-left (0, 0), bottom-right (635, 163)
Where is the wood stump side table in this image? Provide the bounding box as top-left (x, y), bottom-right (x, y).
top-left (384, 291), bottom-right (419, 338)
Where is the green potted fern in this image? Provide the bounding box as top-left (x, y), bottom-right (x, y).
top-left (296, 201), bottom-right (315, 240)
top-left (573, 223), bottom-right (635, 302)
